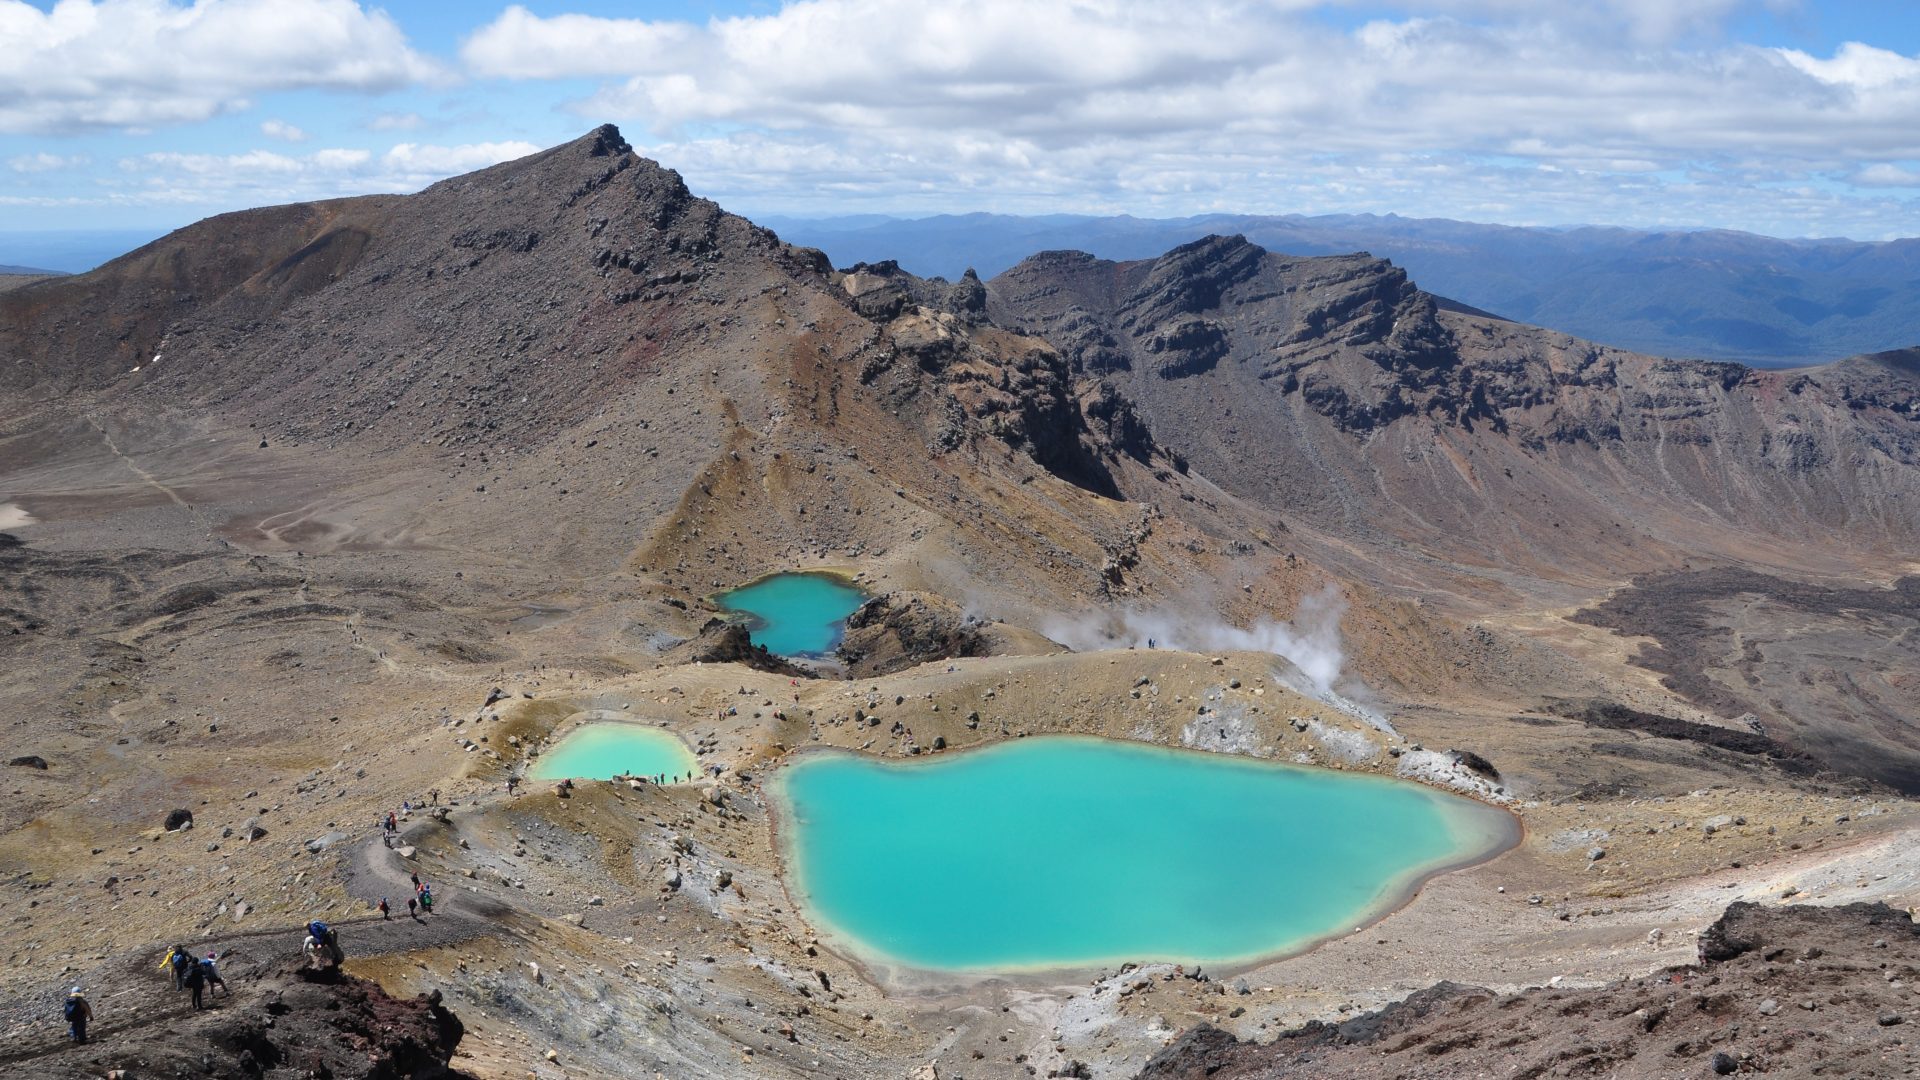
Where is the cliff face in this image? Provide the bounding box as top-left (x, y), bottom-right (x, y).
top-left (829, 258), bottom-right (1160, 499)
top-left (989, 235), bottom-right (1920, 567)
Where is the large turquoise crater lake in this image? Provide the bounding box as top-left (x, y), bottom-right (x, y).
top-left (773, 736), bottom-right (1516, 974)
top-left (716, 571), bottom-right (866, 658)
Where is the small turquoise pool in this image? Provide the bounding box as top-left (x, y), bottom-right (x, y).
top-left (716, 571), bottom-right (866, 657)
top-left (529, 723), bottom-right (699, 782)
top-left (772, 736), bottom-right (1515, 975)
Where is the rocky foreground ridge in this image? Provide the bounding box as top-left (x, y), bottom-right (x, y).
top-left (6, 939), bottom-right (465, 1080)
top-left (1138, 901), bottom-right (1919, 1079)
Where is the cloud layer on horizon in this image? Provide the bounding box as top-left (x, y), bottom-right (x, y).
top-left (0, 140), bottom-right (540, 212)
top-left (2, 0), bottom-right (1919, 237)
top-left (458, 0), bottom-right (1920, 235)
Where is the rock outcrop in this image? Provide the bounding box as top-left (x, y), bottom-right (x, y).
top-left (835, 591), bottom-right (991, 678)
top-left (660, 618), bottom-right (812, 677)
top-left (17, 954), bottom-right (464, 1080)
top-left (1137, 901), bottom-right (1920, 1080)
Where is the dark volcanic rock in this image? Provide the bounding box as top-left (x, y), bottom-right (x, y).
top-left (1570, 570), bottom-right (1920, 793)
top-left (1446, 748), bottom-right (1498, 778)
top-left (831, 251), bottom-right (1172, 495)
top-left (163, 808), bottom-right (194, 831)
top-left (7, 754), bottom-right (47, 769)
top-left (16, 951), bottom-right (464, 1080)
top-left (662, 618), bottom-right (811, 677)
top-left (836, 591), bottom-right (990, 678)
top-left (1556, 699), bottom-right (1813, 765)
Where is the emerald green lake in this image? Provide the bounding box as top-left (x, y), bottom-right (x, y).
top-left (716, 572), bottom-right (866, 657)
top-left (529, 723), bottom-right (698, 782)
top-left (773, 737), bottom-right (1515, 975)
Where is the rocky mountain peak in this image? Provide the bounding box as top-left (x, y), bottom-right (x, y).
top-left (584, 122), bottom-right (633, 157)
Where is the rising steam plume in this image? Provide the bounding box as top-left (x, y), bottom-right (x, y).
top-left (1041, 585), bottom-right (1396, 733)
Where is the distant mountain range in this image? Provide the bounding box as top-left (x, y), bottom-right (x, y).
top-left (0, 264), bottom-right (64, 276)
top-left (761, 212), bottom-right (1920, 367)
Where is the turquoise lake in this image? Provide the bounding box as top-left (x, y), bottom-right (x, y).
top-left (773, 737), bottom-right (1516, 974)
top-left (529, 723), bottom-right (699, 782)
top-left (716, 572), bottom-right (867, 657)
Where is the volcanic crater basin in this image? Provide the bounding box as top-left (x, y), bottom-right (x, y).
top-left (771, 735), bottom-right (1519, 982)
top-left (715, 570), bottom-right (867, 657)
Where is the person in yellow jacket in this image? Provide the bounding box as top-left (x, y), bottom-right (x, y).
top-left (160, 944), bottom-right (193, 989)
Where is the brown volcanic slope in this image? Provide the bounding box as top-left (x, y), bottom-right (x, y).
top-left (0, 125), bottom-right (1200, 617)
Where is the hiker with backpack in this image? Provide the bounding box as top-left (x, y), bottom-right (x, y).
top-left (183, 952), bottom-right (206, 1009)
top-left (379, 896), bottom-right (390, 920)
top-left (64, 988), bottom-right (91, 1043)
top-left (201, 952), bottom-right (227, 997)
top-left (304, 920), bottom-right (342, 969)
top-left (168, 943), bottom-right (193, 990)
top-left (419, 886), bottom-right (433, 914)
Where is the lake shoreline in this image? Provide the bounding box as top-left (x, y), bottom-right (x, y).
top-left (762, 733), bottom-right (1523, 995)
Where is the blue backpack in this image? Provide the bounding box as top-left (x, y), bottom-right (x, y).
top-left (308, 920), bottom-right (330, 942)
top-left (64, 997), bottom-right (82, 1021)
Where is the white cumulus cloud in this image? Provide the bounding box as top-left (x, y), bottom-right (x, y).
top-left (380, 141), bottom-right (541, 179)
top-left (260, 119), bottom-right (307, 141)
top-left (0, 0), bottom-right (440, 135)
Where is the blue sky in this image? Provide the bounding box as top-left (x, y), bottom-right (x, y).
top-left (4, 0), bottom-right (1920, 246)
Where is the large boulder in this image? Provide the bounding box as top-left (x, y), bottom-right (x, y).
top-left (164, 808), bottom-right (194, 831)
top-left (305, 830), bottom-right (348, 853)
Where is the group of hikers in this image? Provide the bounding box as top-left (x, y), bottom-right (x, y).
top-left (61, 787), bottom-right (467, 1046)
top-left (161, 944), bottom-right (228, 1009)
top-left (376, 870), bottom-right (435, 920)
top-left (63, 941), bottom-right (233, 1043)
